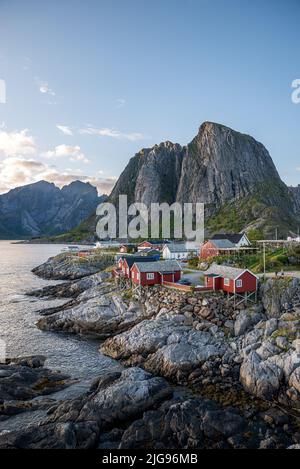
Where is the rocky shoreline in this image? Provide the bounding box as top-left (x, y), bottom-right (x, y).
top-left (1, 255), bottom-right (300, 449)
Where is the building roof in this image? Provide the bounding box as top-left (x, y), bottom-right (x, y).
top-left (140, 248), bottom-right (161, 254)
top-left (211, 233), bottom-right (247, 244)
top-left (210, 239), bottom-right (235, 249)
top-left (165, 244), bottom-right (189, 253)
top-left (139, 240), bottom-right (170, 246)
top-left (205, 263), bottom-right (258, 280)
top-left (133, 260), bottom-right (182, 273)
top-left (123, 256), bottom-right (157, 269)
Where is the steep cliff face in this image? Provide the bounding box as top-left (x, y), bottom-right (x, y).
top-left (109, 122), bottom-right (299, 236)
top-left (110, 142), bottom-right (184, 206)
top-left (0, 180), bottom-right (102, 239)
top-left (177, 123), bottom-right (287, 206)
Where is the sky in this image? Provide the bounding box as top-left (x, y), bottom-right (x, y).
top-left (0, 0), bottom-right (299, 195)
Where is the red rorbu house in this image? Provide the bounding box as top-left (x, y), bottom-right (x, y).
top-left (204, 264), bottom-right (259, 305)
top-left (131, 260), bottom-right (182, 287)
top-left (115, 256), bottom-right (156, 279)
top-left (200, 239), bottom-right (236, 260)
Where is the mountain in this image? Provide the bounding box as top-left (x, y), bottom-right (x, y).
top-left (0, 180), bottom-right (104, 239)
top-left (110, 122), bottom-right (299, 238)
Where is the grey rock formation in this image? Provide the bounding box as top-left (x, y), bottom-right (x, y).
top-left (0, 368), bottom-right (172, 449)
top-left (37, 290), bottom-right (153, 339)
top-left (0, 356), bottom-right (71, 421)
top-left (261, 277), bottom-right (300, 318)
top-left (101, 313), bottom-right (229, 382)
top-left (32, 252), bottom-right (114, 280)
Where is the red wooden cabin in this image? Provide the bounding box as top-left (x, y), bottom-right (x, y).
top-left (131, 260), bottom-right (182, 286)
top-left (200, 239), bottom-right (235, 260)
top-left (204, 265), bottom-right (258, 294)
top-left (114, 256), bottom-right (157, 279)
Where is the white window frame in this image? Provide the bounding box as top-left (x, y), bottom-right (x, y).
top-left (224, 278), bottom-right (230, 286)
top-left (236, 279), bottom-right (243, 288)
top-left (146, 273), bottom-right (155, 280)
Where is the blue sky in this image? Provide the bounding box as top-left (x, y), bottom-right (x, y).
top-left (0, 0), bottom-right (299, 194)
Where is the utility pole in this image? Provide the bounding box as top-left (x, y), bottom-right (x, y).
top-left (263, 242), bottom-right (266, 277)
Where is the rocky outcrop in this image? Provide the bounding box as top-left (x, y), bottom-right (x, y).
top-left (32, 252), bottom-right (114, 280)
top-left (37, 288), bottom-right (154, 339)
top-left (0, 356), bottom-right (71, 421)
top-left (0, 368), bottom-right (172, 449)
top-left (0, 180), bottom-right (104, 239)
top-left (1, 366), bottom-right (299, 449)
top-left (101, 313), bottom-right (230, 383)
top-left (261, 277), bottom-right (300, 318)
top-left (27, 272), bottom-right (110, 299)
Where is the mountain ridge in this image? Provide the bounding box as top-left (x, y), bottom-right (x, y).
top-left (0, 180), bottom-right (104, 239)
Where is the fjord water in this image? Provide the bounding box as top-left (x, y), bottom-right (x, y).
top-left (0, 240), bottom-right (120, 388)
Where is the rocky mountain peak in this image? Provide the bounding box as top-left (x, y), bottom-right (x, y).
top-left (109, 122), bottom-right (299, 237)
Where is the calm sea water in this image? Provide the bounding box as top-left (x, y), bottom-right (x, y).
top-left (0, 240), bottom-right (120, 391)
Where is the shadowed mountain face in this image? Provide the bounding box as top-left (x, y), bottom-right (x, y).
top-left (0, 180), bottom-right (103, 239)
top-left (110, 122), bottom-right (299, 237)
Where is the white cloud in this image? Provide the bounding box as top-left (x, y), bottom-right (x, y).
top-left (39, 82), bottom-right (55, 96)
top-left (56, 125), bottom-right (73, 136)
top-left (43, 144), bottom-right (90, 164)
top-left (0, 129), bottom-right (37, 157)
top-left (79, 126), bottom-right (145, 142)
top-left (0, 156), bottom-right (117, 195)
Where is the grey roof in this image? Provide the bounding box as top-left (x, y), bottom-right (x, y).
top-left (211, 233), bottom-right (247, 244)
top-left (165, 244), bottom-right (198, 253)
top-left (165, 244), bottom-right (189, 253)
top-left (134, 260), bottom-right (182, 273)
top-left (205, 263), bottom-right (257, 280)
top-left (211, 239), bottom-right (235, 249)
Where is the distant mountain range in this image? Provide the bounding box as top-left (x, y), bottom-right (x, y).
top-left (0, 180), bottom-right (105, 239)
top-left (2, 122), bottom-right (299, 241)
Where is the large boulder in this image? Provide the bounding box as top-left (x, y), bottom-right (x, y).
top-left (234, 310), bottom-right (264, 337)
top-left (240, 351), bottom-right (283, 399)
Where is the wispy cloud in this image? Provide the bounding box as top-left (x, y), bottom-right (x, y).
top-left (0, 129), bottom-right (37, 157)
top-left (79, 126), bottom-right (146, 142)
top-left (43, 144), bottom-right (90, 164)
top-left (56, 124), bottom-right (73, 136)
top-left (39, 82), bottom-right (55, 96)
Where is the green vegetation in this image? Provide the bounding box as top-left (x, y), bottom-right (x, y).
top-left (205, 244), bottom-right (300, 274)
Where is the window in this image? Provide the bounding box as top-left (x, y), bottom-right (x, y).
top-left (224, 278), bottom-right (230, 286)
top-left (147, 273), bottom-right (155, 280)
top-left (236, 279), bottom-right (243, 288)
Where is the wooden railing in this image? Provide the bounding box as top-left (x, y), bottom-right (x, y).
top-left (162, 281), bottom-right (212, 292)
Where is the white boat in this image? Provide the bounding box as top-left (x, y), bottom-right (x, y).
top-left (61, 245), bottom-right (80, 253)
